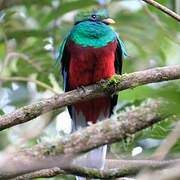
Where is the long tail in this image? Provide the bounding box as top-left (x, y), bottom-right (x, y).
top-left (69, 97), bottom-right (112, 180)
top-left (75, 145), bottom-right (107, 180)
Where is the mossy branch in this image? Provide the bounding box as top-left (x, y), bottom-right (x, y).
top-left (0, 65), bottom-right (180, 131)
top-left (13, 159), bottom-right (180, 180)
top-left (0, 99), bottom-right (172, 179)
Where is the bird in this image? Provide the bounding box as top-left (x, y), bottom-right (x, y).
top-left (58, 9), bottom-right (127, 180)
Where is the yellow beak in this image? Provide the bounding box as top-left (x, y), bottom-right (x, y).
top-left (102, 18), bottom-right (116, 24)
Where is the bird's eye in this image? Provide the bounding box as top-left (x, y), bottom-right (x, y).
top-left (91, 15), bottom-right (96, 19)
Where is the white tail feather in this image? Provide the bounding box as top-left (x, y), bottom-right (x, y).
top-left (71, 107), bottom-right (108, 180)
top-left (75, 145), bottom-right (107, 180)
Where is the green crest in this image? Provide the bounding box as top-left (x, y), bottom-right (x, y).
top-left (75, 9), bottom-right (109, 23)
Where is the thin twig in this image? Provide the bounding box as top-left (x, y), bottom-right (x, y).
top-left (0, 76), bottom-right (58, 94)
top-left (1, 52), bottom-right (42, 74)
top-left (143, 6), bottom-right (180, 45)
top-left (152, 121), bottom-right (180, 160)
top-left (142, 0), bottom-right (180, 21)
top-left (0, 65), bottom-right (180, 131)
top-left (137, 163), bottom-right (180, 180)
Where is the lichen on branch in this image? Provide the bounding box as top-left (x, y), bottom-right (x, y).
top-left (0, 99), bottom-right (171, 179)
top-left (0, 65), bottom-right (180, 131)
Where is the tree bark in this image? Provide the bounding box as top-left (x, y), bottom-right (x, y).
top-left (0, 99), bottom-right (171, 179)
top-left (12, 159), bottom-right (180, 180)
top-left (0, 65), bottom-right (180, 131)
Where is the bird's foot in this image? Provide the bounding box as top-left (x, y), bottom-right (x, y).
top-left (77, 85), bottom-right (86, 93)
top-left (97, 79), bottom-right (106, 85)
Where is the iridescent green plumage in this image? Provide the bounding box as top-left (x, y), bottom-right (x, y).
top-left (58, 9), bottom-right (127, 61)
top-left (69, 21), bottom-right (116, 48)
top-left (75, 9), bottom-right (109, 22)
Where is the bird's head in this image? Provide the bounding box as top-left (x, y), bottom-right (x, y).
top-left (70, 9), bottom-right (117, 48)
top-left (75, 9), bottom-right (115, 25)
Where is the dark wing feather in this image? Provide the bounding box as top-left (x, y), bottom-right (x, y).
top-left (111, 34), bottom-right (128, 114)
top-left (58, 38), bottom-right (73, 117)
top-left (115, 39), bottom-right (123, 74)
top-left (61, 43), bottom-right (70, 92)
top-left (110, 37), bottom-right (124, 114)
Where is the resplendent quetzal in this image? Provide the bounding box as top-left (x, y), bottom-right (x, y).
top-left (58, 9), bottom-right (127, 180)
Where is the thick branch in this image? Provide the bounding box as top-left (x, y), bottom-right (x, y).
top-left (13, 159), bottom-right (180, 179)
top-left (0, 65), bottom-right (180, 131)
top-left (0, 99), bottom-right (171, 179)
top-left (142, 0), bottom-right (180, 21)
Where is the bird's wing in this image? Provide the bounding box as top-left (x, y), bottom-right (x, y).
top-left (114, 34), bottom-right (128, 74)
top-left (57, 35), bottom-right (70, 92)
top-left (57, 35), bottom-right (74, 117)
top-left (110, 34), bottom-right (127, 114)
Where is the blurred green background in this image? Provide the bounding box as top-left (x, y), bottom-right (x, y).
top-left (0, 0), bottom-right (180, 179)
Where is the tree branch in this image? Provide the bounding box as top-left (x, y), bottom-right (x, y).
top-left (0, 65), bottom-right (180, 131)
top-left (0, 99), bottom-right (171, 179)
top-left (142, 0), bottom-right (180, 21)
top-left (12, 159), bottom-right (180, 180)
top-left (0, 76), bottom-right (58, 94)
top-left (152, 121), bottom-right (180, 160)
top-left (137, 163), bottom-right (180, 180)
